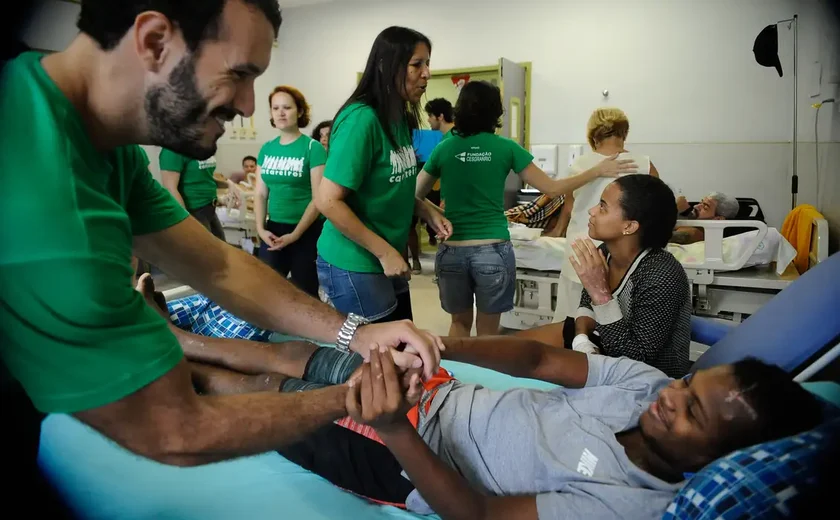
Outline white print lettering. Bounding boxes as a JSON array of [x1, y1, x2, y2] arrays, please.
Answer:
[[388, 145, 418, 184], [197, 156, 217, 170], [261, 155, 305, 178], [576, 448, 599, 477], [455, 150, 493, 163]]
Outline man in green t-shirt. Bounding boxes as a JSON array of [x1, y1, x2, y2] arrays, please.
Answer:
[[0, 0, 442, 480], [159, 149, 239, 240]]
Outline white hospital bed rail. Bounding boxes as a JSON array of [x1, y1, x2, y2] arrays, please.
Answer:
[[675, 220, 769, 291]]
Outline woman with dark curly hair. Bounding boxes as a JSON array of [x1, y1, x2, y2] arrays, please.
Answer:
[[515, 175, 692, 378], [415, 80, 634, 337]]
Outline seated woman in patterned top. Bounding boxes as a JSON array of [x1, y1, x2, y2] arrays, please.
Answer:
[[516, 175, 691, 378]]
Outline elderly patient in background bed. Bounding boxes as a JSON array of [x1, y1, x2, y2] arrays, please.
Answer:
[[671, 192, 740, 245], [515, 175, 692, 378]]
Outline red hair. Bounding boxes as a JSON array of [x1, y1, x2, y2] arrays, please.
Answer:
[[268, 85, 311, 128]]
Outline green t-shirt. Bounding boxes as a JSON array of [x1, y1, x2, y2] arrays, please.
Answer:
[[258, 135, 327, 224], [0, 52, 189, 413], [425, 132, 534, 241], [159, 149, 218, 211], [317, 104, 418, 272]]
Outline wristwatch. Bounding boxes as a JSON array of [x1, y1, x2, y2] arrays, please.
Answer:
[[336, 313, 370, 353]]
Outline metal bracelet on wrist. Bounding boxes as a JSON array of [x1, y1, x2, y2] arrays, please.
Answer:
[[335, 313, 370, 353]]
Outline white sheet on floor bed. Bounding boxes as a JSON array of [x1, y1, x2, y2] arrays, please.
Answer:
[[511, 228, 795, 274]]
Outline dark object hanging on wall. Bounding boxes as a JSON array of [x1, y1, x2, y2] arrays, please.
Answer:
[[753, 24, 784, 77]]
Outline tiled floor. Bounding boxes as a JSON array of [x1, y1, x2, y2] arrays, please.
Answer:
[[407, 253, 458, 337]]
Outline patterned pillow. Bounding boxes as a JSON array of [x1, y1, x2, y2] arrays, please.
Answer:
[[663, 413, 840, 519]]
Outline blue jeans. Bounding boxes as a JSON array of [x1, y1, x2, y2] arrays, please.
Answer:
[[435, 241, 516, 314], [316, 257, 412, 322]]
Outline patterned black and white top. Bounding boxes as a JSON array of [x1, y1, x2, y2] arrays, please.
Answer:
[[578, 247, 691, 378]]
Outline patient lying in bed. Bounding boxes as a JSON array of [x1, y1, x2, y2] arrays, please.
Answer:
[[136, 275, 822, 520], [671, 192, 740, 245]]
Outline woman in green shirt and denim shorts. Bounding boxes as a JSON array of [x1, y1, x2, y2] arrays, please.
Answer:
[[315, 26, 451, 323], [416, 81, 635, 336]]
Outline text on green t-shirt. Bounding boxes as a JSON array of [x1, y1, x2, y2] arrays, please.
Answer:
[[258, 135, 327, 224], [317, 104, 418, 273]]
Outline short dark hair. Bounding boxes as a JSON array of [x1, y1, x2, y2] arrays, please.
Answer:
[[242, 155, 257, 164], [311, 120, 332, 141], [723, 357, 823, 452], [425, 98, 453, 122], [453, 81, 502, 137], [78, 0, 282, 52], [613, 175, 677, 249], [336, 26, 431, 148], [268, 85, 311, 128]]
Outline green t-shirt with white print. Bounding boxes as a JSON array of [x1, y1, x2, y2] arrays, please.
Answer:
[[317, 103, 418, 273], [258, 135, 327, 224], [424, 132, 534, 241]]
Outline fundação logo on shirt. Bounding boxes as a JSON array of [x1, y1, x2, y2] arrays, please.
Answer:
[[262, 155, 305, 178], [389, 145, 417, 183], [455, 146, 492, 163]]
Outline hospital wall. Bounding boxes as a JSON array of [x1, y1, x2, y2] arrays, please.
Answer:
[[20, 0, 840, 252], [235, 0, 839, 250]]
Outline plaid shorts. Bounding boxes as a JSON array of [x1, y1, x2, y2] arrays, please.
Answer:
[[166, 294, 273, 341]]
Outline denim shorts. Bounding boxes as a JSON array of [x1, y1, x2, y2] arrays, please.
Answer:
[[435, 241, 516, 314], [316, 256, 410, 322]]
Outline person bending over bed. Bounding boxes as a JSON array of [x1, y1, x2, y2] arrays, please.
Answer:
[[671, 192, 740, 245], [515, 175, 691, 378], [232, 339, 821, 520]]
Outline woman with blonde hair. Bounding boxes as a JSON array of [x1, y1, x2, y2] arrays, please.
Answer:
[[254, 85, 327, 297], [552, 107, 659, 321]]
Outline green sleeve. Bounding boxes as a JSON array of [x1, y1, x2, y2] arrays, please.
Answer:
[[126, 147, 189, 235], [323, 105, 376, 191], [159, 148, 187, 173], [0, 257, 184, 413], [510, 139, 535, 174], [424, 141, 443, 178], [309, 139, 327, 168]]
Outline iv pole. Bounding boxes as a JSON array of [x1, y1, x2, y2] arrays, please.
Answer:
[[777, 15, 798, 210]]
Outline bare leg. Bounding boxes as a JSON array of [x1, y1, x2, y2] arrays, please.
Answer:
[[449, 309, 474, 337], [190, 362, 288, 396], [475, 312, 501, 336], [511, 322, 566, 348]]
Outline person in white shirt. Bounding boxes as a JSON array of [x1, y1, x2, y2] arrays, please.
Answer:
[[552, 107, 659, 321]]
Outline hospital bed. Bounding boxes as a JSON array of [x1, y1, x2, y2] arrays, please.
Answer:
[[36, 252, 840, 520], [500, 217, 825, 329]]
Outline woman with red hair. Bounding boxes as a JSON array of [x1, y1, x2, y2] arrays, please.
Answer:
[[254, 86, 326, 297]]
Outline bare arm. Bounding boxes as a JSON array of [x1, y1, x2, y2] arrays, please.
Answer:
[[288, 164, 324, 238], [254, 169, 269, 234], [544, 193, 574, 238], [74, 359, 347, 467], [441, 336, 589, 388], [670, 227, 704, 245], [379, 422, 538, 520], [161, 170, 186, 208], [134, 217, 443, 379], [171, 324, 316, 378], [135, 216, 347, 344], [415, 169, 438, 200], [315, 177, 396, 260]]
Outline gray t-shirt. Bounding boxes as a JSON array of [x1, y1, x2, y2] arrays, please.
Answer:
[[406, 355, 683, 519]]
